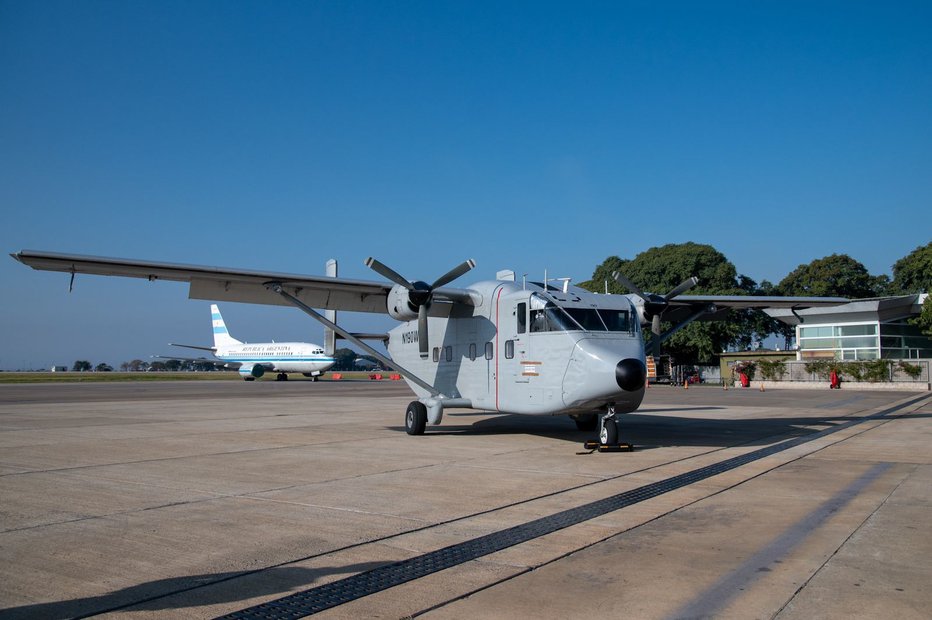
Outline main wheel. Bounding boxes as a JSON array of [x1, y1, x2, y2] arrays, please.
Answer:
[[405, 401, 427, 435], [600, 417, 618, 445], [573, 413, 598, 432]]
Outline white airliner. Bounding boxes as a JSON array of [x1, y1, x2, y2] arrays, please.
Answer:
[[170, 304, 336, 381]]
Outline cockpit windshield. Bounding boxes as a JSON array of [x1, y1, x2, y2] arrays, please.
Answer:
[[528, 294, 634, 334]]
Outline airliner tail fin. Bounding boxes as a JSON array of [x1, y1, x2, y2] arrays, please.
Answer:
[[211, 304, 242, 348]]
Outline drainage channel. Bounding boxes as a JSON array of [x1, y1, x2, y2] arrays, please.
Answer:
[[219, 394, 928, 620]]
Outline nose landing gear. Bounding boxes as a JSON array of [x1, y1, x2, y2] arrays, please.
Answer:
[[583, 404, 634, 452]]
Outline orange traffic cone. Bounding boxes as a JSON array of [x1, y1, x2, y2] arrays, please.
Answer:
[[723, 381, 728, 391], [684, 378, 689, 389], [759, 382, 765, 392]]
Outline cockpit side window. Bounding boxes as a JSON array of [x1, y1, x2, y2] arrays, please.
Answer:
[[598, 309, 633, 333], [529, 294, 577, 333], [517, 302, 527, 334]]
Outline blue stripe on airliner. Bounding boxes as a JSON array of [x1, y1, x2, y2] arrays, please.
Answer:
[[213, 327, 228, 334]]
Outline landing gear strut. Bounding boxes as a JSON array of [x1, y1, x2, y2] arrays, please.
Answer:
[[583, 405, 634, 452]]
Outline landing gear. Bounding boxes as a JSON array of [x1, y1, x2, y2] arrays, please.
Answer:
[[275, 373, 289, 381], [599, 416, 618, 445], [583, 405, 633, 452], [405, 401, 427, 435]]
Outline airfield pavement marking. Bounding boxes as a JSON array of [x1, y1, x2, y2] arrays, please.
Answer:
[[215, 393, 930, 619]]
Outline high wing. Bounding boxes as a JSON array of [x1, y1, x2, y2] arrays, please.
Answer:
[[12, 250, 395, 313], [662, 294, 849, 322]]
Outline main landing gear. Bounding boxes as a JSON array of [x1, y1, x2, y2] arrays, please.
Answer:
[[583, 405, 634, 452], [275, 373, 289, 381], [405, 401, 427, 435]]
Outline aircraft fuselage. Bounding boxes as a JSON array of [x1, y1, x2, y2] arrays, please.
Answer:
[[387, 280, 646, 417]]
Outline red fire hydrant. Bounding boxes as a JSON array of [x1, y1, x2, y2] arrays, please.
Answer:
[[830, 370, 840, 389]]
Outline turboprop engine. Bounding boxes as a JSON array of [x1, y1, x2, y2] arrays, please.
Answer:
[[386, 283, 428, 321], [366, 257, 476, 358]]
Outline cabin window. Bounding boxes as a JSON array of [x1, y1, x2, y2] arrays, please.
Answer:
[[432, 347, 440, 362], [505, 340, 514, 359], [445, 346, 453, 362], [469, 343, 477, 361], [517, 303, 527, 334], [484, 342, 493, 360]]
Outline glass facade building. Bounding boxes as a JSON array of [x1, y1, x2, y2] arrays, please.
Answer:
[[767, 294, 932, 361]]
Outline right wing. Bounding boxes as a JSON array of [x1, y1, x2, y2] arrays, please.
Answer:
[[12, 250, 393, 313]]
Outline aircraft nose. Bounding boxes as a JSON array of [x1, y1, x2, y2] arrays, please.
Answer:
[[615, 358, 646, 391]]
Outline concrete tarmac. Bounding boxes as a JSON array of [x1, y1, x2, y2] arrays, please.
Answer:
[[0, 381, 929, 619]]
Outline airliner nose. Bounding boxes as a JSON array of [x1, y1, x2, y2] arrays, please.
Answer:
[[616, 358, 646, 391]]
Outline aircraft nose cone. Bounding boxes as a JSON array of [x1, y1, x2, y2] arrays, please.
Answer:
[[616, 358, 646, 391]]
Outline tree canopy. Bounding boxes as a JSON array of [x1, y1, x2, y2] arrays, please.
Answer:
[[777, 254, 887, 298], [890, 241, 932, 295]]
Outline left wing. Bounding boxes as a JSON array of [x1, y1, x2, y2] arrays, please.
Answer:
[[12, 250, 393, 313]]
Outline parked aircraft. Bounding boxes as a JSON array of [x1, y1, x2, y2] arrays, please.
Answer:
[[12, 250, 846, 444], [165, 304, 335, 381]]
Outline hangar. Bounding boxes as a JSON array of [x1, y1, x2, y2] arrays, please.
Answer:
[[765, 293, 931, 360]]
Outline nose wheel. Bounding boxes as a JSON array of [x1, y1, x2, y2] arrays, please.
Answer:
[[583, 405, 634, 452]]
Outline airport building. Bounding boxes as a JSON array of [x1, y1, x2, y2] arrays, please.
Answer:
[[765, 293, 932, 360]]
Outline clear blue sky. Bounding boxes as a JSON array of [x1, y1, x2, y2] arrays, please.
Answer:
[[2, 1, 930, 369]]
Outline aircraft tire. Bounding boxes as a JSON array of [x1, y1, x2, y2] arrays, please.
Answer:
[[405, 401, 427, 436], [600, 418, 618, 445], [573, 414, 598, 432]]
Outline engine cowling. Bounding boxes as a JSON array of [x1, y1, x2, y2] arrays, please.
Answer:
[[238, 365, 265, 379], [386, 284, 422, 321]]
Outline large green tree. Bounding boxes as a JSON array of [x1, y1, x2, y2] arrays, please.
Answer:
[[778, 254, 888, 298], [581, 243, 760, 363], [890, 241, 932, 294]]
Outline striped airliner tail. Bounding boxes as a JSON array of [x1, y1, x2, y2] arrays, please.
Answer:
[[211, 304, 242, 348]]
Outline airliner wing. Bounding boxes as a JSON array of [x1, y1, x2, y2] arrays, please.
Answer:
[[12, 250, 392, 313]]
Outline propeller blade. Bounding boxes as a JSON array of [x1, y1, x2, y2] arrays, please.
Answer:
[[418, 305, 429, 359], [431, 259, 476, 289], [651, 315, 662, 336], [365, 257, 413, 290], [611, 271, 648, 301], [664, 276, 699, 301]]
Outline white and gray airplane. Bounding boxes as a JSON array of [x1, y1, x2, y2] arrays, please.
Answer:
[[165, 304, 335, 381], [12, 250, 846, 444]]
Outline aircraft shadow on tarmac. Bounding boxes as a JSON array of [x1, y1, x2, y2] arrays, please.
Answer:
[[388, 408, 879, 449], [0, 562, 390, 620]]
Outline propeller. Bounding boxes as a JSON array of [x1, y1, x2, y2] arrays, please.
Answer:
[[612, 271, 699, 356], [366, 257, 476, 359]]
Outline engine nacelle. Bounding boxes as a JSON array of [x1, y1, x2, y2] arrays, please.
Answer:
[[627, 295, 650, 326], [387, 284, 420, 321], [239, 365, 265, 379]]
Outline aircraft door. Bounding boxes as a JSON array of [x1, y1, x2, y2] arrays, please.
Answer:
[[500, 297, 532, 384]]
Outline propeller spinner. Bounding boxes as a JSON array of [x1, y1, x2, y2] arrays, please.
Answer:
[[366, 257, 476, 358]]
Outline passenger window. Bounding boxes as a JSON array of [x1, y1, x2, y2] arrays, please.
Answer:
[[432, 347, 439, 362], [485, 342, 493, 360], [469, 343, 477, 361], [517, 303, 527, 334], [505, 340, 514, 359]]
